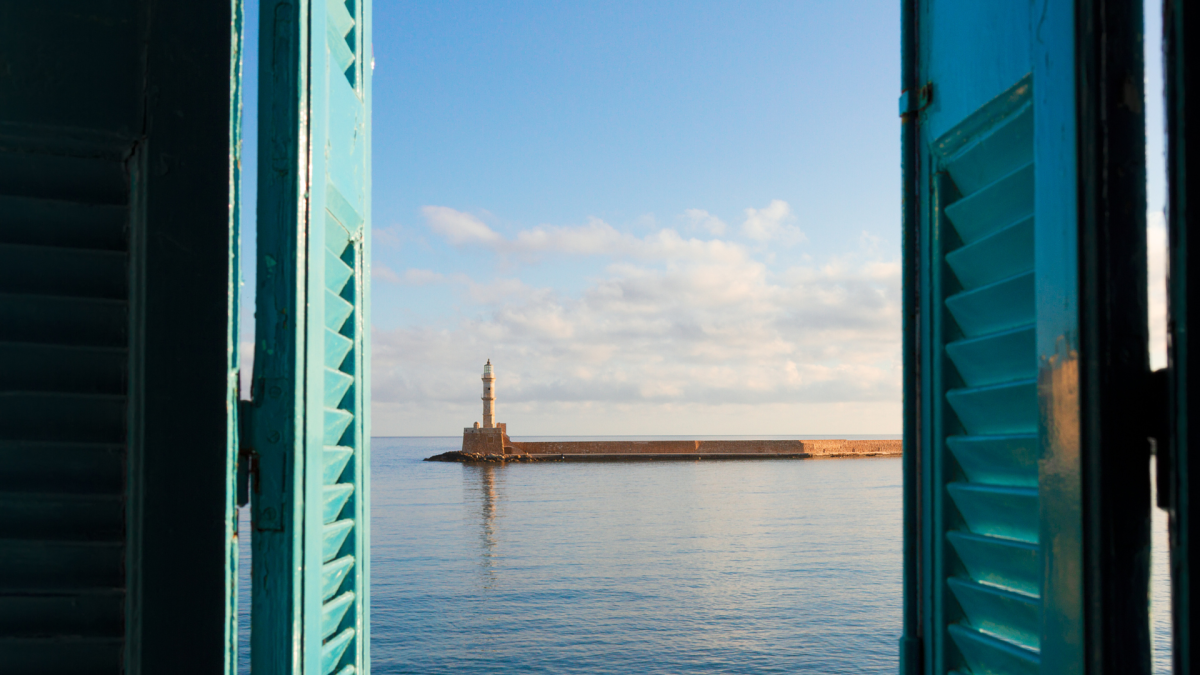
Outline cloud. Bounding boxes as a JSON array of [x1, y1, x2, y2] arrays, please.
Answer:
[[372, 234, 900, 434], [1149, 210, 1167, 370], [422, 206, 757, 264], [373, 263, 404, 283], [421, 205, 502, 245], [512, 217, 628, 255], [683, 208, 727, 235], [741, 199, 806, 244]]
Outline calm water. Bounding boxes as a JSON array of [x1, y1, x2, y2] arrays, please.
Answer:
[[238, 437, 1174, 673]]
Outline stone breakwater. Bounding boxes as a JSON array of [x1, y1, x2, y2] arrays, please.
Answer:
[[509, 438, 902, 457], [426, 425, 902, 462]]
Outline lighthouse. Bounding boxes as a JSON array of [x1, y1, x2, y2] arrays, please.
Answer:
[[481, 359, 496, 428]]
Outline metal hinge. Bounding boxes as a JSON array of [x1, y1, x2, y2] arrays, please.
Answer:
[[900, 82, 934, 118]]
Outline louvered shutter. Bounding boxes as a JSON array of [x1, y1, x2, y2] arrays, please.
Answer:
[[1165, 0, 1198, 671], [250, 0, 371, 673], [0, 3, 242, 672], [936, 83, 1040, 673], [0, 145, 130, 673], [902, 2, 1150, 673]]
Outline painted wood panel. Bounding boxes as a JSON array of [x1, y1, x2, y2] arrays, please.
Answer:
[[251, 0, 371, 672]]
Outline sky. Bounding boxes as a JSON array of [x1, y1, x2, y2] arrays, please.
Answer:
[[241, 1, 1167, 437]]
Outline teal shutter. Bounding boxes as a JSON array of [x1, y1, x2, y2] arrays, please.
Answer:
[[251, 0, 371, 673], [0, 127, 131, 675], [902, 2, 1149, 673], [935, 81, 1040, 673], [0, 3, 241, 672], [1165, 0, 1197, 672]]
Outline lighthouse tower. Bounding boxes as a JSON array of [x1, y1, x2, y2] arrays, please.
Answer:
[[481, 360, 496, 428]]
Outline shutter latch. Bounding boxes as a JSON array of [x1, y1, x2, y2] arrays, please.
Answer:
[[900, 82, 934, 118]]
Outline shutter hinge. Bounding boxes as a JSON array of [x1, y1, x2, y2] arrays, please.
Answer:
[[237, 399, 257, 508], [1148, 368, 1172, 510], [900, 82, 934, 118]]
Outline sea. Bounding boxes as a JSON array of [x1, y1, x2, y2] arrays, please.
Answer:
[[238, 436, 1174, 674]]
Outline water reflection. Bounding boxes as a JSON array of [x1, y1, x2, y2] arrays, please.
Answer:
[[465, 463, 502, 588]]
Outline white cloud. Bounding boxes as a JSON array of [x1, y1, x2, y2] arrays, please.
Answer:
[[421, 205, 502, 245], [372, 231, 900, 435], [1149, 210, 1167, 370], [512, 217, 628, 255], [373, 263, 403, 283], [741, 199, 806, 244], [683, 208, 727, 235], [402, 268, 446, 285]]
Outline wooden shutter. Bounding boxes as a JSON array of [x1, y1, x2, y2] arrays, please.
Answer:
[[1165, 0, 1198, 672], [901, 2, 1150, 673], [250, 0, 371, 673], [0, 134, 131, 675], [0, 3, 241, 672]]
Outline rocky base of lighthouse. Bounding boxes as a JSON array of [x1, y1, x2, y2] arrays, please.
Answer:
[[460, 423, 514, 454]]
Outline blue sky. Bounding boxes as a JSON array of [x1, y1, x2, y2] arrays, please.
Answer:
[[242, 1, 1166, 436]]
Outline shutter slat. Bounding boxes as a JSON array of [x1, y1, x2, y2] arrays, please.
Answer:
[[325, 329, 353, 370], [948, 577, 1040, 650], [322, 555, 355, 601], [327, 0, 354, 38], [325, 184, 364, 235], [945, 326, 1036, 388], [323, 520, 354, 562], [0, 243, 127, 299], [947, 531, 1039, 596], [326, 290, 353, 332], [321, 628, 356, 675], [945, 273, 1034, 337], [0, 636, 123, 674], [321, 591, 354, 639], [324, 408, 354, 446], [947, 623, 1040, 675], [0, 152, 127, 206], [326, 213, 352, 257], [943, 162, 1034, 244], [0, 293, 127, 347], [945, 380, 1037, 435], [0, 441, 124, 495], [326, 248, 353, 294], [945, 217, 1034, 290], [0, 195, 126, 251], [0, 343, 126, 395], [323, 484, 354, 524], [0, 493, 123, 540], [325, 368, 354, 408], [0, 539, 123, 589], [0, 392, 126, 443], [939, 103, 1033, 194], [326, 21, 356, 77], [946, 484, 1039, 544], [324, 446, 353, 484], [0, 590, 123, 635], [946, 435, 1038, 488]]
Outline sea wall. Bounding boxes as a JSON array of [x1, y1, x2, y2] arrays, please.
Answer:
[[461, 425, 900, 458], [507, 437, 900, 458]]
